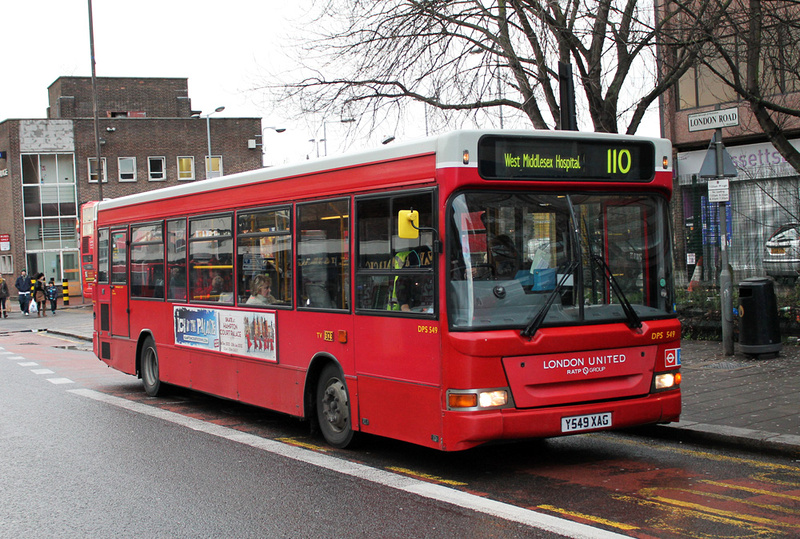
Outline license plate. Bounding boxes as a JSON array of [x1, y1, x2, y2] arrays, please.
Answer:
[[561, 412, 612, 433], [770, 247, 786, 255]]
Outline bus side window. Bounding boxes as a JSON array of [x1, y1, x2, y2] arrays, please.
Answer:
[[297, 199, 349, 310], [188, 215, 234, 303], [167, 219, 187, 301], [355, 191, 435, 314], [237, 207, 292, 307], [130, 223, 164, 299], [97, 228, 109, 284]]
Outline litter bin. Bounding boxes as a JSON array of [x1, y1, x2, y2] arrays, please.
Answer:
[[738, 277, 782, 357]]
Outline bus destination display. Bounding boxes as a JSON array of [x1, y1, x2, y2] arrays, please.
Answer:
[[478, 135, 656, 182]]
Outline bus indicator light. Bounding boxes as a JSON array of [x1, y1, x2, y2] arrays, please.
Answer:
[[449, 393, 478, 409]]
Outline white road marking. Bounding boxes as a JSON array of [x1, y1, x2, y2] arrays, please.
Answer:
[[18, 362, 39, 367], [68, 388, 627, 539], [48, 378, 75, 385], [31, 368, 55, 375]]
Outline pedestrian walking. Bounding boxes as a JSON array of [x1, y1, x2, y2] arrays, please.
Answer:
[[33, 273, 47, 317], [46, 278, 59, 315], [14, 269, 32, 316], [0, 273, 9, 318]]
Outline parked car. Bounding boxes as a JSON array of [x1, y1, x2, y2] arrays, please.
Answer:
[[764, 223, 800, 282]]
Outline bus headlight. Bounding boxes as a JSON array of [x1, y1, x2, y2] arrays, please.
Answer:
[[479, 390, 508, 408], [654, 371, 681, 390], [448, 389, 511, 410]]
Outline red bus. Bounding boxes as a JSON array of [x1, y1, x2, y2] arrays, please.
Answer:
[[92, 130, 681, 451], [80, 201, 100, 299]]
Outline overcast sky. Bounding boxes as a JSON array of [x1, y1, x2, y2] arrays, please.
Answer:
[[2, 1, 357, 163], [3, 1, 659, 165]]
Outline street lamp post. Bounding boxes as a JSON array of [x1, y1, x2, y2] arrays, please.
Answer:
[[205, 106, 225, 178], [258, 126, 286, 166], [323, 118, 356, 156]]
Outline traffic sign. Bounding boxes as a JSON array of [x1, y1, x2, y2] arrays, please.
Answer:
[[688, 107, 739, 132], [699, 131, 738, 178]]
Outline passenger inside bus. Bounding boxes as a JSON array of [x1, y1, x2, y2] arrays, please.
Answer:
[[168, 266, 186, 301], [246, 274, 277, 305]]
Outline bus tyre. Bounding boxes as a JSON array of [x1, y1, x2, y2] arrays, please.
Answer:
[[140, 336, 162, 397], [316, 364, 355, 448]]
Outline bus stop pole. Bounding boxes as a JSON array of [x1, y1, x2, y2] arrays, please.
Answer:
[[715, 128, 734, 355]]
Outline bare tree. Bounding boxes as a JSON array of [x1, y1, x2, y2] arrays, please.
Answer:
[[265, 0, 710, 135], [672, 0, 800, 172]]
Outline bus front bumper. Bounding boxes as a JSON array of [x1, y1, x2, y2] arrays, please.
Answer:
[[440, 390, 681, 451]]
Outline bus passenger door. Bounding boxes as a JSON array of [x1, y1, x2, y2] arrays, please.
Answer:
[[110, 228, 130, 338]]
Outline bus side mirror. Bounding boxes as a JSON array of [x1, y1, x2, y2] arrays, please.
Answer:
[[398, 210, 419, 239]]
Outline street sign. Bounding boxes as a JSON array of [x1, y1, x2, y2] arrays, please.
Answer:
[[688, 107, 740, 132], [708, 179, 730, 202]]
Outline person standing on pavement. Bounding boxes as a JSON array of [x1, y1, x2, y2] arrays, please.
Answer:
[[14, 269, 32, 316], [0, 274, 9, 318], [46, 278, 59, 315], [33, 273, 47, 317]]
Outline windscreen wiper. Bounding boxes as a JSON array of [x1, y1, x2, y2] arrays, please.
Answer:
[[590, 254, 642, 330], [521, 260, 578, 339]]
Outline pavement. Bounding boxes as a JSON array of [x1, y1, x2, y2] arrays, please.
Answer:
[[2, 301, 799, 456]]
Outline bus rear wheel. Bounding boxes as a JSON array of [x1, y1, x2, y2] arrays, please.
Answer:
[[316, 364, 355, 448], [140, 336, 162, 397]]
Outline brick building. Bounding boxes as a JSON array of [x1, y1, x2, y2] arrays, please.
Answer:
[[658, 5, 800, 284], [0, 77, 262, 298]]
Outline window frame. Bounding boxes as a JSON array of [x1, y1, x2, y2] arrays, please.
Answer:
[[88, 157, 108, 183], [188, 213, 234, 304], [118, 157, 137, 182], [296, 198, 351, 312], [110, 228, 128, 285], [205, 156, 223, 179], [177, 156, 195, 181], [236, 205, 293, 309], [129, 221, 165, 300], [354, 189, 437, 317], [148, 156, 166, 182], [166, 218, 188, 302], [97, 228, 109, 284]]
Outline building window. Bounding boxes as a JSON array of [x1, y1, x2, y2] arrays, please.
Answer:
[[205, 156, 223, 179], [178, 156, 195, 181], [0, 255, 13, 275], [118, 157, 137, 182], [148, 157, 166, 181], [88, 157, 108, 183]]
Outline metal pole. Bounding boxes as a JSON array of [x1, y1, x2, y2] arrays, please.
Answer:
[[716, 128, 734, 355], [88, 0, 103, 201], [206, 114, 212, 174]]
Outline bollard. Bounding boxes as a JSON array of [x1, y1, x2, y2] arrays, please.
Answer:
[[62, 279, 70, 306]]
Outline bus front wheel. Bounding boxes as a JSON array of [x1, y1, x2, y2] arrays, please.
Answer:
[[316, 364, 355, 448], [140, 336, 162, 397]]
